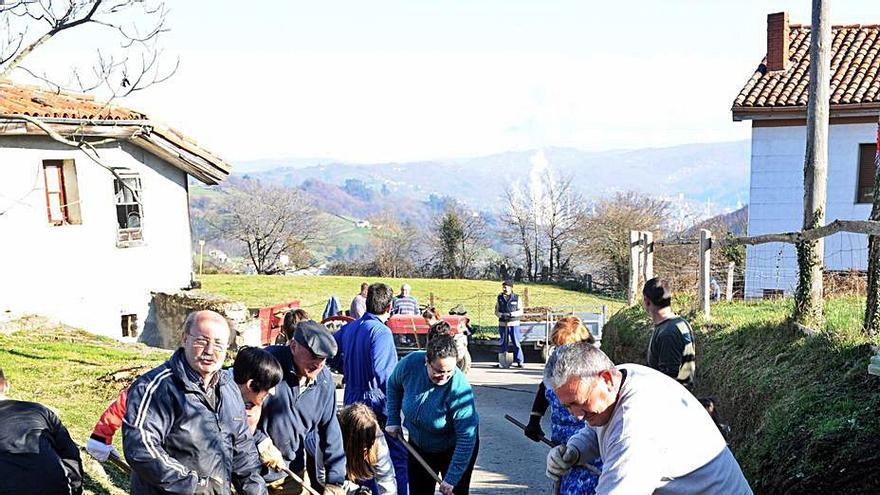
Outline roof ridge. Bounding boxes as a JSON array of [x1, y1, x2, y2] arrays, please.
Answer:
[[791, 23, 880, 30]]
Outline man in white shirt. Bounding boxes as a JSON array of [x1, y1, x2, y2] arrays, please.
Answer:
[[544, 341, 752, 494]]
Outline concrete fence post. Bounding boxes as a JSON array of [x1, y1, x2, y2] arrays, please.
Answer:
[[726, 262, 735, 302]]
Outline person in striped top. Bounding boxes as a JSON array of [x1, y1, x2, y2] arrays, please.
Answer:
[[391, 284, 419, 316]]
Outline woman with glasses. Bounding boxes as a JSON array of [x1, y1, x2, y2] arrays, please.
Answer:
[[523, 316, 603, 494], [384, 334, 479, 495]]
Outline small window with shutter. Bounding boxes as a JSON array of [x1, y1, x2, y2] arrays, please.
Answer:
[[42, 159, 82, 225], [857, 143, 877, 204]]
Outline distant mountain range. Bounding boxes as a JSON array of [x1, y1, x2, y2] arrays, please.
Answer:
[[192, 141, 752, 264], [237, 141, 751, 216]]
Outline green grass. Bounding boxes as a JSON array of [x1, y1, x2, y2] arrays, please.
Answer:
[[601, 297, 880, 494], [0, 318, 171, 494], [196, 274, 624, 333]]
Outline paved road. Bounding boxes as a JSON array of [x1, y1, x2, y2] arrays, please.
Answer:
[[466, 359, 553, 494], [336, 352, 554, 494]]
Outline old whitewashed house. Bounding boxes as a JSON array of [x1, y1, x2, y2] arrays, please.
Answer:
[[733, 13, 880, 298], [0, 81, 230, 338]]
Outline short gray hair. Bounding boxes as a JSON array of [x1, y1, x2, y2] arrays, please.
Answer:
[[543, 341, 615, 390]]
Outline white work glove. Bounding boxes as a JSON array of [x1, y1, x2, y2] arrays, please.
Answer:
[[85, 437, 120, 462], [257, 438, 285, 471], [439, 480, 455, 495], [546, 444, 579, 481]]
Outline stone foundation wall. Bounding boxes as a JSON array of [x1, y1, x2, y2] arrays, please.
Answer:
[[142, 291, 260, 350]]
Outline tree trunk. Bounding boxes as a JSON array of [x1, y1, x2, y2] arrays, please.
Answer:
[[795, 0, 830, 327], [865, 121, 880, 337]]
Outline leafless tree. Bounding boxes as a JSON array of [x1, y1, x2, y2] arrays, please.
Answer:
[[367, 210, 423, 278], [500, 184, 539, 281], [541, 170, 583, 278], [575, 191, 670, 292], [1, 0, 176, 97], [213, 180, 321, 275], [432, 205, 488, 279]]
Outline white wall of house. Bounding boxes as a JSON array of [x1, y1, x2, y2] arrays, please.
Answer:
[[0, 135, 194, 337], [745, 122, 874, 298]]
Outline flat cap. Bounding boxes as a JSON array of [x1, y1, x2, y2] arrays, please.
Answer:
[[293, 320, 337, 358]]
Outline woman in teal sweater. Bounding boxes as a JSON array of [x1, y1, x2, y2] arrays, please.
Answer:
[[385, 334, 480, 495]]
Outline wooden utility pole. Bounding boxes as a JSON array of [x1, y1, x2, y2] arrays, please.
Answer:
[[795, 0, 831, 327], [699, 229, 712, 321], [628, 230, 641, 305], [641, 231, 654, 282], [864, 120, 880, 337]]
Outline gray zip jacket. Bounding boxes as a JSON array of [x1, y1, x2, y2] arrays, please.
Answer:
[[122, 349, 266, 495]]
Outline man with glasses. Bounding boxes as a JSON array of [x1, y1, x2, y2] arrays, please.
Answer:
[[123, 310, 266, 494], [543, 342, 752, 494], [255, 320, 346, 495]]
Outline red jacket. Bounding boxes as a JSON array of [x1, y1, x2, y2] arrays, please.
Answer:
[[90, 387, 127, 444]]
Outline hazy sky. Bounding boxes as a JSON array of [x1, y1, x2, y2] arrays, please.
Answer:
[[23, 1, 880, 162]]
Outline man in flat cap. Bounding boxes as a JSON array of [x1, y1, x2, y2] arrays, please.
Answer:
[[255, 320, 346, 495]]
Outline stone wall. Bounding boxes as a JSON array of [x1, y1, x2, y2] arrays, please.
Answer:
[[142, 291, 260, 349]]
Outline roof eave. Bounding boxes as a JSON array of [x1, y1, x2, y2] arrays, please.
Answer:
[[0, 116, 230, 185], [732, 102, 880, 121]]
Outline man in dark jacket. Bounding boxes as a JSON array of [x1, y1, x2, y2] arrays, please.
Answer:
[[642, 277, 696, 389], [495, 279, 525, 368], [256, 320, 346, 495], [122, 310, 266, 495], [0, 368, 83, 495]]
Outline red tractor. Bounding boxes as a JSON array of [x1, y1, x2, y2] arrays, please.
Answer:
[[386, 314, 471, 374]]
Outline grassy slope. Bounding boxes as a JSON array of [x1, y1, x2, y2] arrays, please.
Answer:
[[196, 274, 624, 331], [601, 298, 880, 494], [0, 318, 171, 495]]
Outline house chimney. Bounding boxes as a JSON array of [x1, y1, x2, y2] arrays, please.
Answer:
[[767, 12, 790, 71]]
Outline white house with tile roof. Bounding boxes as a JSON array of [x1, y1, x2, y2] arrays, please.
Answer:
[[0, 81, 230, 339], [732, 12, 880, 298]]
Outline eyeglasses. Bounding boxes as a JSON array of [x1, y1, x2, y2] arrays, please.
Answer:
[[188, 332, 228, 353]]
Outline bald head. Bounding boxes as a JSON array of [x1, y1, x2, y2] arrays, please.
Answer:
[[181, 310, 231, 381]]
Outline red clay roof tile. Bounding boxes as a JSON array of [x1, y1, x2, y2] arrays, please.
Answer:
[[0, 81, 147, 120], [733, 24, 880, 113]]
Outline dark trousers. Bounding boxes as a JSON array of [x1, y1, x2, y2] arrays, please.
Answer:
[[408, 435, 479, 495], [498, 325, 524, 364], [385, 433, 409, 495]]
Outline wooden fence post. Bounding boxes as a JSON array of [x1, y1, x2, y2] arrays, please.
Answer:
[[523, 287, 530, 308], [699, 229, 712, 321], [726, 262, 735, 302], [429, 292, 435, 309], [628, 230, 641, 305], [642, 231, 654, 282]]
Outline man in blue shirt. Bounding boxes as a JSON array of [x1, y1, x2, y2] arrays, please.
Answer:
[[332, 283, 408, 495]]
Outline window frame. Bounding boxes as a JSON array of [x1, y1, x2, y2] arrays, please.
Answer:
[[113, 170, 145, 248], [856, 142, 877, 204], [43, 160, 68, 225]]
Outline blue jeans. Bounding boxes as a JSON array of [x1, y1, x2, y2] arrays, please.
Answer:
[[499, 325, 524, 364]]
